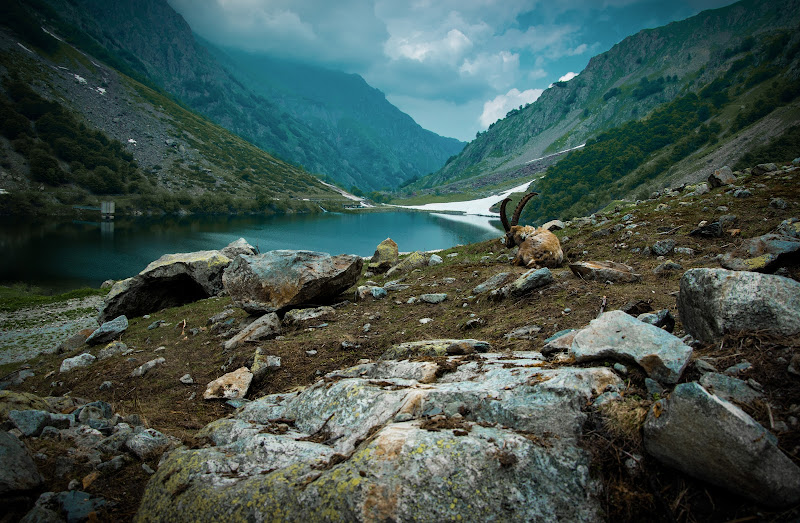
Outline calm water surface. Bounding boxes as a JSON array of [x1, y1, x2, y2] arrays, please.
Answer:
[[0, 211, 503, 291]]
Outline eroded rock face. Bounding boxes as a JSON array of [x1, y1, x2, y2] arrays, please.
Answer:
[[678, 268, 800, 343], [223, 250, 362, 314], [644, 382, 800, 507], [135, 354, 621, 522]]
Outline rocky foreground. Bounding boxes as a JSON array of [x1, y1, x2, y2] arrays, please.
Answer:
[[1, 162, 799, 521]]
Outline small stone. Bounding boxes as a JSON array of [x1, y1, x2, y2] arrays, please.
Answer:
[[179, 374, 194, 385], [142, 464, 155, 474], [733, 188, 752, 198], [86, 315, 128, 345], [371, 287, 387, 299], [613, 363, 628, 375], [695, 359, 718, 373], [420, 293, 447, 304], [651, 239, 675, 256], [60, 353, 96, 373], [645, 378, 665, 398], [724, 361, 752, 376], [131, 358, 165, 377], [203, 367, 253, 400], [306, 350, 318, 356], [419, 318, 433, 324], [363, 323, 371, 333], [770, 198, 788, 209], [99, 381, 113, 390], [147, 320, 165, 330], [428, 254, 443, 266], [788, 354, 800, 376]]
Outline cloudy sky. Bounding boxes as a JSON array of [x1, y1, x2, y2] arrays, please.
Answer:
[[167, 0, 738, 142]]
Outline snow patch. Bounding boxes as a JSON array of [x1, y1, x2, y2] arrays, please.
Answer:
[[128, 139, 137, 145], [16, 43, 33, 54], [96, 87, 106, 95], [41, 27, 64, 42], [74, 74, 87, 84]]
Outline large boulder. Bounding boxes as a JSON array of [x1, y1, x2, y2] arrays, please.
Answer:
[[368, 238, 399, 274], [99, 250, 233, 322], [707, 165, 736, 188], [678, 268, 800, 343], [644, 382, 800, 507], [223, 250, 362, 314], [569, 310, 692, 384], [490, 267, 553, 299], [135, 354, 622, 522]]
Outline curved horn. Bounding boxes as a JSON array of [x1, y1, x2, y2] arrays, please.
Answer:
[[499, 198, 512, 232], [511, 192, 539, 226]]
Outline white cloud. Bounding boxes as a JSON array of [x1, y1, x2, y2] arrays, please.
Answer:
[[558, 71, 578, 81], [479, 88, 544, 128], [459, 50, 520, 90], [385, 28, 472, 64]]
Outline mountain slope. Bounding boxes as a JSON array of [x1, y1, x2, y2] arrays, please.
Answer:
[[206, 47, 465, 192], [0, 2, 346, 215], [413, 0, 800, 196], [35, 0, 463, 192]]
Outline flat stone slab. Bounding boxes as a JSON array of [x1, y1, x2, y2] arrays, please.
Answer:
[[569, 310, 692, 383], [569, 261, 641, 283]]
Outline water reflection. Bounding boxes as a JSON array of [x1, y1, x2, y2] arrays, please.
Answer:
[[0, 211, 503, 291]]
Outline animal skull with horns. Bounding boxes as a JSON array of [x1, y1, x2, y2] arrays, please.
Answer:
[[500, 192, 563, 268]]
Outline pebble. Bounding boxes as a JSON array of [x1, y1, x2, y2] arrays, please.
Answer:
[[419, 318, 433, 324]]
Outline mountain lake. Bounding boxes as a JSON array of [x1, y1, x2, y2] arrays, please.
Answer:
[[0, 211, 504, 291]]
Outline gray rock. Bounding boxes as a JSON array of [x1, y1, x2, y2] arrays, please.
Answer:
[[637, 309, 675, 333], [770, 198, 788, 209], [180, 374, 194, 385], [60, 353, 96, 373], [371, 286, 387, 299], [699, 373, 763, 406], [126, 428, 178, 460], [644, 382, 800, 507], [85, 315, 128, 345], [542, 329, 579, 356], [752, 163, 778, 175], [645, 378, 664, 397], [504, 324, 542, 340], [708, 166, 736, 188], [223, 312, 281, 350], [789, 354, 800, 376], [569, 310, 692, 384], [569, 261, 641, 283], [733, 188, 752, 198], [76, 401, 113, 421], [653, 260, 682, 276], [678, 268, 800, 342], [99, 249, 232, 322], [220, 238, 255, 259], [777, 217, 800, 239], [720, 234, 800, 272], [491, 267, 553, 299], [651, 239, 675, 256], [251, 349, 281, 380], [97, 341, 127, 360], [724, 361, 752, 375], [223, 250, 362, 314], [472, 272, 514, 294], [420, 293, 447, 304], [130, 357, 165, 378], [8, 410, 71, 437], [673, 247, 695, 256], [428, 254, 443, 266], [694, 359, 718, 373], [283, 306, 335, 326], [541, 219, 565, 231]]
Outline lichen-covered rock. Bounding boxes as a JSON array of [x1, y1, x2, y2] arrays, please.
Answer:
[[135, 354, 621, 522], [283, 306, 335, 326], [381, 339, 491, 359], [569, 261, 641, 283], [368, 238, 399, 273], [223, 312, 281, 350], [85, 315, 128, 345], [0, 391, 52, 420], [569, 310, 692, 384], [0, 431, 43, 494], [644, 382, 800, 507], [678, 268, 800, 343], [223, 250, 362, 314], [99, 250, 232, 322], [385, 251, 427, 278], [491, 267, 553, 299], [720, 233, 800, 272]]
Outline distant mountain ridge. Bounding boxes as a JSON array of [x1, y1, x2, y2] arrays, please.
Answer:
[[37, 0, 464, 192], [411, 0, 800, 197]]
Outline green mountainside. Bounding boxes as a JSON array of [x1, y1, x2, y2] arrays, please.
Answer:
[[407, 0, 800, 223], [0, 0, 346, 216], [33, 0, 463, 192]]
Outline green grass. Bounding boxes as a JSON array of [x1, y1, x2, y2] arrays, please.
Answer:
[[0, 284, 107, 312]]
